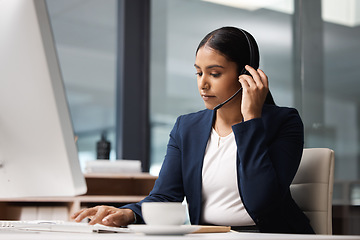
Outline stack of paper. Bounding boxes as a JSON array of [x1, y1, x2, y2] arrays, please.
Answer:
[[84, 160, 142, 173]]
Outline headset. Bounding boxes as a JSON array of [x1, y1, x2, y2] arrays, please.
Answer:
[[213, 28, 259, 111], [239, 28, 259, 75]]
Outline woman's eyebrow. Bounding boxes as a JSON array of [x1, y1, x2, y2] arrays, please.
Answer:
[[194, 64, 224, 69]]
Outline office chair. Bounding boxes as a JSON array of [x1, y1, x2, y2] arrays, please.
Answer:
[[290, 148, 335, 234]]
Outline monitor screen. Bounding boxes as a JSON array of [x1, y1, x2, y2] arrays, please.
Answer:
[[0, 0, 87, 198]]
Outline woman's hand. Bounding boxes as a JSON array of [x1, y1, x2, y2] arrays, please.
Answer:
[[238, 65, 269, 121], [71, 205, 135, 227]]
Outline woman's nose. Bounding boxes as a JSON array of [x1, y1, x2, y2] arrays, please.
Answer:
[[199, 76, 209, 90]]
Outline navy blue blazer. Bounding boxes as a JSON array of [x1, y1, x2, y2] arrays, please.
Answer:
[[122, 104, 314, 234]]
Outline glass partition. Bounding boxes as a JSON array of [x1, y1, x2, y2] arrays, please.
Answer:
[[321, 0, 360, 234], [150, 0, 295, 174], [150, 0, 360, 234]]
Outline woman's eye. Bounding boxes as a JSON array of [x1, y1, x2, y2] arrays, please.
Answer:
[[210, 73, 221, 78], [195, 72, 203, 77]]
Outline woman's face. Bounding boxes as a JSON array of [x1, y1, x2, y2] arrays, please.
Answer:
[[194, 46, 240, 110]]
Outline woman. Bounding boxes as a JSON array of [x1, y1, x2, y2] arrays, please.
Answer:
[[72, 26, 314, 234]]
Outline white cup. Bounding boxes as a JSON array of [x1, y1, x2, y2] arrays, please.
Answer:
[[141, 202, 186, 226]]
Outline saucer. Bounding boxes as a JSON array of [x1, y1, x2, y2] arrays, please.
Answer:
[[128, 224, 200, 235]]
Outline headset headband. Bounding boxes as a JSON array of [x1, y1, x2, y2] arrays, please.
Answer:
[[238, 28, 258, 74]]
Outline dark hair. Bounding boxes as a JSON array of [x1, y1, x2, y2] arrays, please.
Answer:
[[196, 26, 275, 105]]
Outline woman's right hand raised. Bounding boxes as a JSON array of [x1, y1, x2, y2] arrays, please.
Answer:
[[71, 205, 135, 227]]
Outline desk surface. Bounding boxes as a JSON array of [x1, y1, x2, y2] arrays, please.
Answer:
[[1, 230, 360, 240]]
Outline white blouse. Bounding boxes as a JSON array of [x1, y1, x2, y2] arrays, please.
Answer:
[[201, 128, 255, 226]]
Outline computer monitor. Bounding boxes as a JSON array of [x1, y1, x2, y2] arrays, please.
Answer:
[[0, 0, 87, 198]]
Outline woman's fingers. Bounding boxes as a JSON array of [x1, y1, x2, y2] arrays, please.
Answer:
[[71, 206, 134, 227], [71, 208, 86, 220], [238, 66, 269, 121], [72, 207, 98, 222], [244, 65, 267, 88], [239, 65, 268, 92], [239, 66, 261, 90], [238, 75, 249, 89], [88, 206, 109, 225], [103, 209, 134, 227], [257, 68, 269, 88]]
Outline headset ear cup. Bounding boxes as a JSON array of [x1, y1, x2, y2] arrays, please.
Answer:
[[240, 67, 250, 76]]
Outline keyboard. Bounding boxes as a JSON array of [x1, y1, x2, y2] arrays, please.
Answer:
[[0, 220, 131, 233]]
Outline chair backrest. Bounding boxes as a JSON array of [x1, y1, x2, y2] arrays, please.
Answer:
[[290, 148, 335, 235]]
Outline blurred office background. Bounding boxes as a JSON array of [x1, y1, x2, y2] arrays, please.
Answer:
[[46, 0, 360, 234]]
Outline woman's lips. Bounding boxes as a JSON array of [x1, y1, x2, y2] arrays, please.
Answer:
[[201, 94, 215, 101]]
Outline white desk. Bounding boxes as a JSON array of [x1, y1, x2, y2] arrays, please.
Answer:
[[1, 230, 360, 240]]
